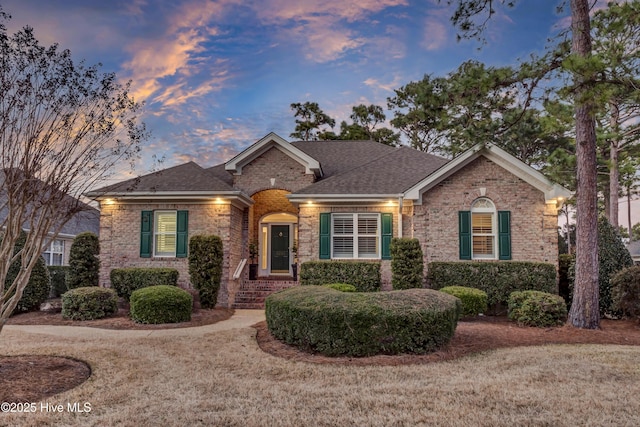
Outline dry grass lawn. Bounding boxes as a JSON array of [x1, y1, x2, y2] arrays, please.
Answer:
[[2, 319, 640, 427]]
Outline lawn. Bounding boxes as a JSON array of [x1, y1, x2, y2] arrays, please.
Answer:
[[2, 314, 640, 426]]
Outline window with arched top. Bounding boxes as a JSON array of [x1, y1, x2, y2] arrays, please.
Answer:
[[459, 198, 511, 260]]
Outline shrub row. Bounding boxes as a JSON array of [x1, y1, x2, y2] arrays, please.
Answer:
[[265, 286, 461, 357], [130, 285, 192, 324], [439, 286, 487, 318], [188, 235, 223, 308], [61, 287, 118, 321], [390, 238, 424, 290], [300, 261, 380, 292], [508, 290, 567, 327], [427, 261, 556, 310], [110, 267, 179, 301], [323, 283, 357, 292]]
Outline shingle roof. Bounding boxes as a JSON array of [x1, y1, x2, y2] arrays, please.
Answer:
[[89, 161, 234, 194], [291, 140, 398, 178], [292, 145, 449, 195], [206, 163, 234, 186]]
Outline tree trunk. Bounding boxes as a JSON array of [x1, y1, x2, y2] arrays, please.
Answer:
[[568, 0, 600, 329], [608, 100, 620, 228]]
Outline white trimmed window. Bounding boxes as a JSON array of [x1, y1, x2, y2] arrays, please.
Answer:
[[43, 239, 65, 266], [471, 198, 496, 259], [332, 213, 380, 259], [154, 211, 178, 257]]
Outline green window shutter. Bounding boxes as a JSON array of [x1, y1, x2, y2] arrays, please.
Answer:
[[498, 210, 511, 260], [140, 210, 153, 258], [319, 213, 331, 259], [459, 211, 471, 260], [381, 213, 393, 260], [176, 210, 189, 258]]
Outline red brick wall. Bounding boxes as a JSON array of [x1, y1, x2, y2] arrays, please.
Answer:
[[98, 200, 243, 306], [232, 147, 315, 195], [413, 157, 558, 270]]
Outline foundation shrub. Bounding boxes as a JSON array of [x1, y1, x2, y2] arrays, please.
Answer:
[[427, 261, 556, 311], [300, 261, 380, 292], [48, 266, 70, 297], [66, 232, 100, 290], [390, 238, 424, 290], [5, 231, 50, 313], [558, 254, 574, 308], [110, 268, 179, 301], [508, 290, 567, 327], [129, 285, 192, 324], [265, 286, 461, 357], [188, 235, 223, 308], [439, 286, 488, 318], [61, 287, 118, 320], [322, 283, 357, 292], [597, 217, 634, 315], [611, 266, 640, 319]]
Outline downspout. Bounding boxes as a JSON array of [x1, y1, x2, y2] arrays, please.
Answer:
[[397, 194, 403, 238]]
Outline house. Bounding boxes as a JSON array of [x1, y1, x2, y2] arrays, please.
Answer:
[[0, 171, 100, 266], [85, 132, 571, 308], [628, 241, 640, 265]]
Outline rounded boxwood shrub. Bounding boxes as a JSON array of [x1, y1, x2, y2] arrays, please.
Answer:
[[266, 286, 461, 357], [611, 266, 640, 319], [129, 285, 192, 324], [323, 283, 357, 292], [61, 287, 118, 321], [439, 286, 488, 318], [508, 290, 567, 327]]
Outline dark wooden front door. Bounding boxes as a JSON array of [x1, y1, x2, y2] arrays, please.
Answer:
[[271, 225, 290, 273]]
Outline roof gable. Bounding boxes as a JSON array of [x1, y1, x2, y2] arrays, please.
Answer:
[[404, 143, 572, 204], [225, 132, 322, 177]]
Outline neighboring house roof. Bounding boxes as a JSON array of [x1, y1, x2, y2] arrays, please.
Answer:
[[290, 146, 448, 197], [0, 170, 100, 238]]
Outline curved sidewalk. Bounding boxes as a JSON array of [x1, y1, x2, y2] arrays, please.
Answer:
[[4, 309, 266, 339]]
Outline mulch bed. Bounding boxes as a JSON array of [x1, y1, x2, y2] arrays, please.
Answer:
[[2, 310, 640, 402]]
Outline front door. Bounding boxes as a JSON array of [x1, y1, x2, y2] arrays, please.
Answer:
[[270, 225, 290, 273]]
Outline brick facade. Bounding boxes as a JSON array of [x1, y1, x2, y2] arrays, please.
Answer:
[[98, 200, 243, 306], [413, 157, 558, 270]]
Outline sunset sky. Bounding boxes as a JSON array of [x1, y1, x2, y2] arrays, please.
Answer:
[[2, 0, 636, 225]]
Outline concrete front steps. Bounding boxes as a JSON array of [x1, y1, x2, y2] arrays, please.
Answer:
[[232, 278, 298, 309]]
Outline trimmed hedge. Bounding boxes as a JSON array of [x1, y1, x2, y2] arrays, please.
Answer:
[[110, 267, 179, 301], [322, 283, 357, 292], [439, 286, 488, 318], [266, 286, 461, 357], [129, 285, 192, 324], [48, 266, 70, 298], [427, 261, 557, 310], [300, 261, 381, 292], [508, 290, 567, 327], [66, 232, 100, 290], [611, 266, 640, 319], [61, 287, 118, 321], [390, 238, 424, 290], [188, 235, 223, 308]]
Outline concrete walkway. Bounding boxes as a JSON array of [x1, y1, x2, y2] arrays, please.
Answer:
[[4, 309, 266, 339]]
